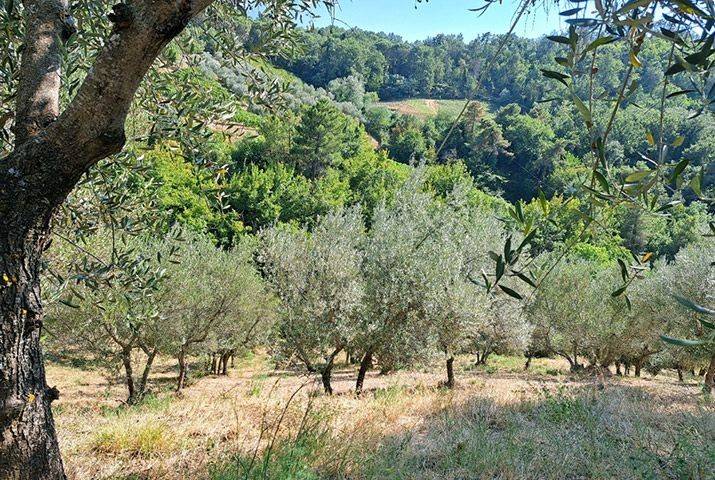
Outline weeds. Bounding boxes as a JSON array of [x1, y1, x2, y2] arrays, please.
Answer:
[[92, 421, 177, 456]]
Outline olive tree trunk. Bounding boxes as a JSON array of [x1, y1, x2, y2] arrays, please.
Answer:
[[135, 348, 157, 402], [177, 348, 188, 392], [0, 216, 65, 479], [320, 349, 341, 395], [445, 355, 455, 389], [355, 350, 373, 395], [121, 346, 137, 403], [705, 354, 715, 394]]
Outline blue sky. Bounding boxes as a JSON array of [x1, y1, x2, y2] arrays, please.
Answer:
[[306, 0, 567, 41]]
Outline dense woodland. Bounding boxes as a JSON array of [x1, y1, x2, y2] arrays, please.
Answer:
[[1, 0, 714, 478]]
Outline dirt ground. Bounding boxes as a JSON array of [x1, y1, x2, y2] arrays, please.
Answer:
[[47, 354, 713, 480]]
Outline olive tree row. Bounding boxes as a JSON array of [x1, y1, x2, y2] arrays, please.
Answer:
[[636, 241, 715, 390], [46, 232, 273, 401], [1, 0, 334, 474], [158, 236, 275, 391], [259, 207, 365, 394], [527, 239, 714, 387], [527, 260, 629, 373], [260, 174, 531, 394]]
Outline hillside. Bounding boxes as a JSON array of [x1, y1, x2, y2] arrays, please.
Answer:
[[3, 2, 714, 480]]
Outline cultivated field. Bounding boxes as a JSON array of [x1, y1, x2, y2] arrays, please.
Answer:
[[49, 354, 714, 480], [378, 99, 467, 119]]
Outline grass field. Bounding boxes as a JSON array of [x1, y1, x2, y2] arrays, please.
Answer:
[[377, 99, 468, 119], [49, 353, 714, 480]]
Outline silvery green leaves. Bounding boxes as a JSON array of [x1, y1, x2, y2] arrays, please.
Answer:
[[258, 206, 365, 379], [527, 259, 630, 371], [636, 241, 715, 371]]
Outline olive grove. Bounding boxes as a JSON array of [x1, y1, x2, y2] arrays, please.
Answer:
[[1, 0, 714, 477]]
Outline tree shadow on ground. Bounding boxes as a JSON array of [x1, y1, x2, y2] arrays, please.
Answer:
[[213, 378, 713, 480], [330, 383, 713, 480]]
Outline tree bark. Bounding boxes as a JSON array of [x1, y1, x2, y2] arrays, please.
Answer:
[[135, 348, 157, 401], [704, 354, 715, 394], [220, 351, 230, 375], [320, 350, 340, 395], [355, 351, 373, 395], [177, 348, 188, 392], [523, 355, 532, 371], [321, 367, 334, 395], [121, 346, 136, 403], [210, 353, 217, 375], [445, 355, 455, 389], [0, 0, 218, 475], [14, 0, 69, 146], [216, 353, 223, 375], [0, 222, 65, 479]]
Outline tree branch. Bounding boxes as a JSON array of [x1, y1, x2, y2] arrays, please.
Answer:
[[14, 0, 72, 146], [2, 0, 215, 219], [49, 0, 215, 173]]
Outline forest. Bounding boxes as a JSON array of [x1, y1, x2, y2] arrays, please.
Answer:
[[0, 0, 713, 479]]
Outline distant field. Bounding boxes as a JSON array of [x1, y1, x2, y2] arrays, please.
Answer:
[[378, 98, 467, 119]]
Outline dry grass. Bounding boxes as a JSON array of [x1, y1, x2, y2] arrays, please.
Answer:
[[48, 354, 715, 480]]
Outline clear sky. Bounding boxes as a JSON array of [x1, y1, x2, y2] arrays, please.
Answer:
[[306, 0, 567, 41]]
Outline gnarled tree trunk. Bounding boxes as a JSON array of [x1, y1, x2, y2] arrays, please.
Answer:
[[177, 348, 188, 392], [121, 346, 137, 403], [210, 353, 218, 374], [320, 349, 341, 395], [445, 355, 455, 389], [704, 354, 715, 394], [0, 212, 65, 479], [135, 348, 157, 402], [523, 354, 532, 371], [321, 366, 334, 395]]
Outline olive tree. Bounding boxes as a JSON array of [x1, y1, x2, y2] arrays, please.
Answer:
[[428, 190, 526, 387], [355, 175, 441, 393], [527, 260, 628, 372], [259, 207, 364, 394], [200, 251, 276, 379], [471, 295, 531, 366], [45, 231, 176, 404], [158, 235, 275, 391], [648, 241, 715, 390], [614, 268, 670, 377]]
